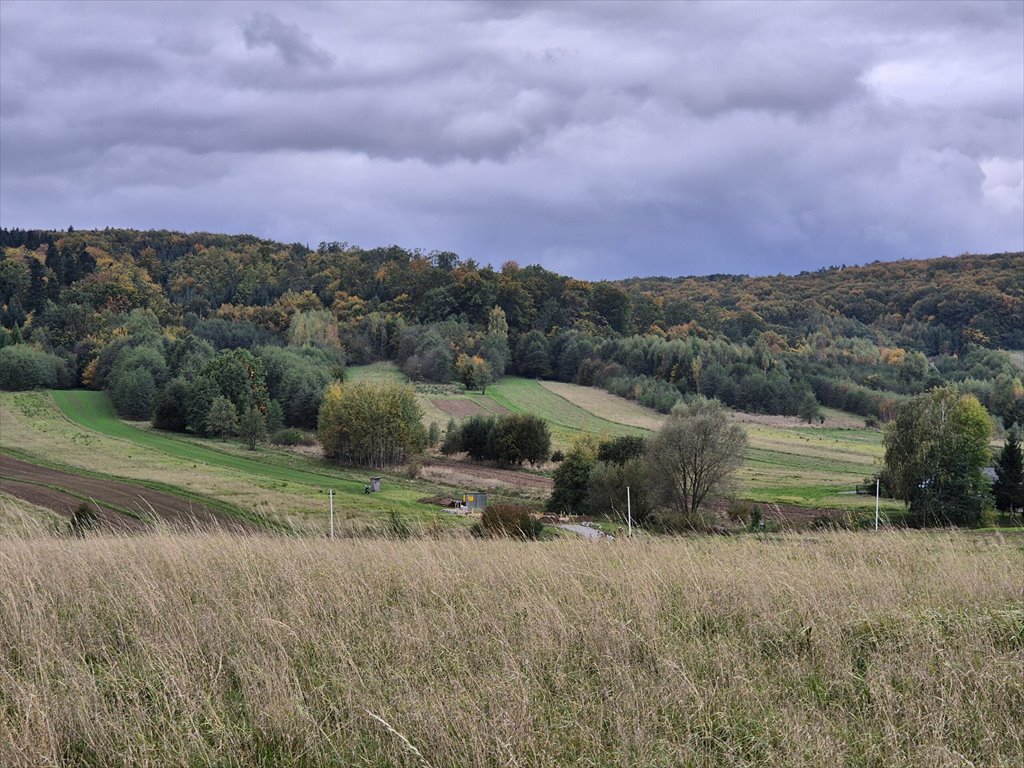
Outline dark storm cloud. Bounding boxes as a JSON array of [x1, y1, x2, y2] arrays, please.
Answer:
[[1, 0, 1021, 278]]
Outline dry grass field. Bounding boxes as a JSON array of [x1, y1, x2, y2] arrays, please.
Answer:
[[1, 530, 1021, 767]]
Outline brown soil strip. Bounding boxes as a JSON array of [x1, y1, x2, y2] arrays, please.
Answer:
[[0, 454, 254, 532], [430, 399, 486, 418], [0, 478, 144, 531], [420, 456, 553, 493]]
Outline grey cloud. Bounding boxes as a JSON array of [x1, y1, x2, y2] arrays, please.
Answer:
[[0, 0, 1020, 278], [242, 11, 333, 68]]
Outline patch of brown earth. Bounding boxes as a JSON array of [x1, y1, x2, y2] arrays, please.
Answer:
[[419, 456, 553, 497], [430, 399, 486, 418], [0, 478, 143, 531], [0, 454, 255, 532]]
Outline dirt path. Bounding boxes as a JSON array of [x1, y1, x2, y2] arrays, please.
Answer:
[[0, 454, 254, 532]]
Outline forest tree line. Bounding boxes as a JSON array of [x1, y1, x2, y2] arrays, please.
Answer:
[[1, 228, 1022, 428]]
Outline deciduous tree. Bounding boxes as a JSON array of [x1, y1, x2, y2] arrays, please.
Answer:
[[645, 399, 747, 528], [883, 386, 991, 527], [318, 381, 426, 468]]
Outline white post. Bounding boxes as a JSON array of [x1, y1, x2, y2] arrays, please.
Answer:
[[626, 486, 633, 539], [329, 489, 334, 540], [874, 478, 880, 531]]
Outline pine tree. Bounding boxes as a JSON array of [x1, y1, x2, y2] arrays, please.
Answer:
[[993, 431, 1024, 518]]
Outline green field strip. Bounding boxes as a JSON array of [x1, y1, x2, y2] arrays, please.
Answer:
[[475, 378, 643, 437], [742, 448, 873, 476], [52, 390, 373, 495], [47, 390, 464, 518]]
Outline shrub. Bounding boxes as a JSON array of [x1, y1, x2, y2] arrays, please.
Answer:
[[481, 504, 543, 539], [0, 345, 68, 390], [270, 428, 317, 447], [726, 499, 755, 526], [550, 450, 565, 463]]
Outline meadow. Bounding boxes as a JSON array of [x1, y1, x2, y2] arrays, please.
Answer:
[[1, 530, 1020, 767], [0, 390, 478, 533], [352, 365, 901, 515]]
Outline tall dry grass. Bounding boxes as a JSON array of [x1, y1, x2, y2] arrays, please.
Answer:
[[1, 531, 1021, 767]]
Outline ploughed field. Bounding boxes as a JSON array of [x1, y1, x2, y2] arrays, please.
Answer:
[[0, 454, 249, 531], [1, 531, 1020, 767]]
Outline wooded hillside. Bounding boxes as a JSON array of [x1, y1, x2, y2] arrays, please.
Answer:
[[1, 228, 1021, 425]]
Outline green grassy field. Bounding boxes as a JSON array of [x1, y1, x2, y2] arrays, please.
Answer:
[[348, 364, 644, 447], [1, 390, 470, 531]]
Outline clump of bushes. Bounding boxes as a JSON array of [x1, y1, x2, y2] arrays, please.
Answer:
[[456, 413, 551, 466], [0, 345, 71, 390], [318, 381, 426, 468], [726, 499, 757, 526], [479, 504, 544, 539], [270, 428, 317, 447]]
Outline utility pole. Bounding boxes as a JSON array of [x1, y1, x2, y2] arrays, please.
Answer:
[[874, 477, 880, 531], [329, 489, 334, 540], [626, 486, 633, 539]]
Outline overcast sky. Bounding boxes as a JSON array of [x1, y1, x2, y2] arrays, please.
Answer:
[[1, 0, 1021, 279]]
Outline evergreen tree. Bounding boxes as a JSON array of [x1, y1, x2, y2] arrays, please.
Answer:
[[993, 431, 1024, 517]]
